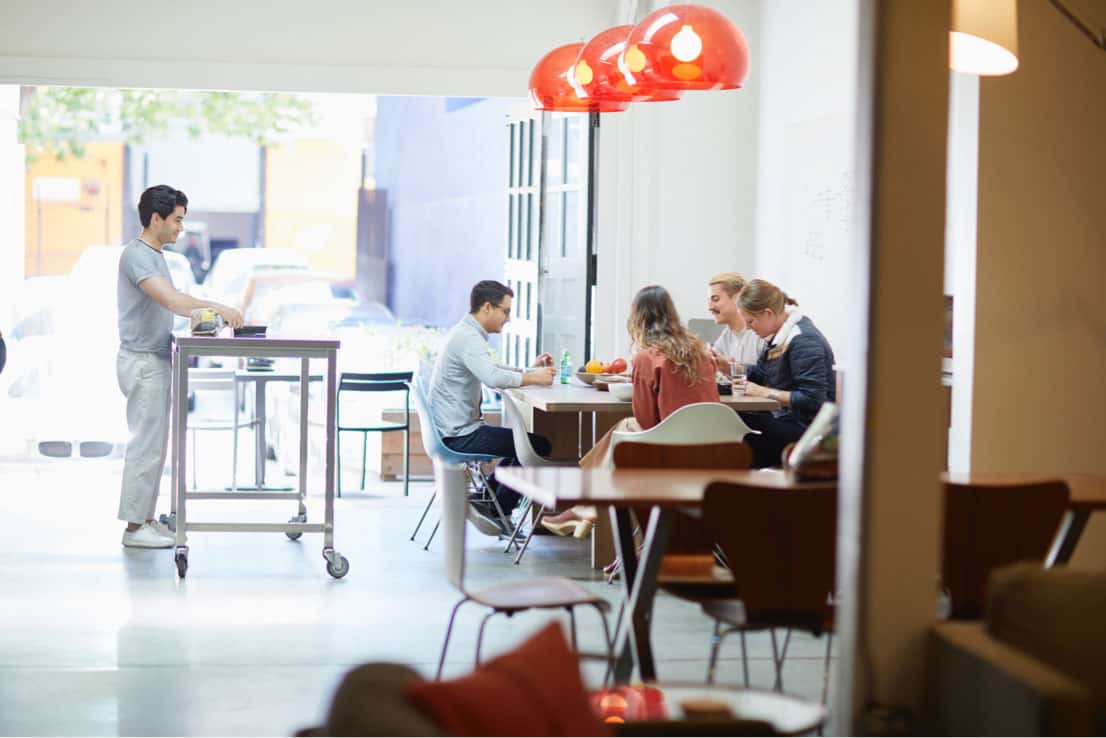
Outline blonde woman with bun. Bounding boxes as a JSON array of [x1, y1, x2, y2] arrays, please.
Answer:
[[735, 279, 836, 468]]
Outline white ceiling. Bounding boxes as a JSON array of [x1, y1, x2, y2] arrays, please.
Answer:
[[0, 0, 623, 96]]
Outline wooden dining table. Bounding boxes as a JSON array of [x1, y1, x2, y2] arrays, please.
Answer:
[[943, 472, 1106, 567], [493, 465, 832, 683]]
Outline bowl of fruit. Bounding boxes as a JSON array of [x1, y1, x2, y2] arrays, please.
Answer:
[[576, 357, 629, 387]]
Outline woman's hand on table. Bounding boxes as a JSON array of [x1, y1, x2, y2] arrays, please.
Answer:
[[743, 381, 768, 398]]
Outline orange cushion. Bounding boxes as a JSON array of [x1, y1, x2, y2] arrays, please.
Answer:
[[407, 621, 610, 737]]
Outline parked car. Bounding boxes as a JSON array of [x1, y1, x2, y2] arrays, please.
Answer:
[[262, 301, 430, 477], [238, 270, 352, 326], [202, 248, 310, 307], [0, 246, 197, 461]]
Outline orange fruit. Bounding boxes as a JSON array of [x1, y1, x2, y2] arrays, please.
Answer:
[[585, 359, 604, 374]]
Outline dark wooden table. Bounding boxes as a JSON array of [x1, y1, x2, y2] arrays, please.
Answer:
[[494, 466, 834, 683]]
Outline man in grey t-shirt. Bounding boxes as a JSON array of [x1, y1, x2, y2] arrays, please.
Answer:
[[116, 185, 243, 549], [707, 271, 766, 370]]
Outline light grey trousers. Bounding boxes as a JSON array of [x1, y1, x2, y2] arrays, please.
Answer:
[[117, 348, 172, 524]]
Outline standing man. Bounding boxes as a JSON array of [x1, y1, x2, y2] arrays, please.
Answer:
[[117, 185, 243, 548], [707, 272, 765, 370], [430, 280, 555, 536]]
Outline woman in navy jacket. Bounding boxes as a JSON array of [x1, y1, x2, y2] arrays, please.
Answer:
[[737, 279, 836, 468]]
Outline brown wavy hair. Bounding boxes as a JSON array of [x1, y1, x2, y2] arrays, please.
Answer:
[[627, 285, 710, 384]]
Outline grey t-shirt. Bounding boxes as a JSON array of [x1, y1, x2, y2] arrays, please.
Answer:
[[117, 238, 175, 357]]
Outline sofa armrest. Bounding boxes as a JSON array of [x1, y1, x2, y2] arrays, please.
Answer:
[[924, 622, 1094, 736]]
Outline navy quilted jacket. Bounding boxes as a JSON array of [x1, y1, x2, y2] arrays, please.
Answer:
[[746, 314, 836, 427]]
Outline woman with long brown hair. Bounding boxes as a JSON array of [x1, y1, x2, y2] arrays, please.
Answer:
[[736, 279, 836, 468], [541, 285, 720, 536]]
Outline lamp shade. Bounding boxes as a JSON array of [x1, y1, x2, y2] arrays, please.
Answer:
[[529, 43, 630, 113], [950, 0, 1018, 75], [574, 25, 682, 103], [619, 4, 749, 91]]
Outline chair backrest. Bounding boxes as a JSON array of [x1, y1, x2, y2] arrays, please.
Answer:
[[703, 481, 838, 633], [610, 402, 755, 454], [499, 390, 549, 467], [433, 460, 469, 593], [409, 373, 451, 460], [339, 371, 413, 394], [613, 441, 752, 556], [187, 367, 237, 392], [612, 441, 753, 471], [942, 479, 1069, 619]]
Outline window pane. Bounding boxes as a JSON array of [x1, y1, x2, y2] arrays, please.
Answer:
[[525, 193, 534, 260], [507, 195, 517, 259], [520, 120, 530, 188], [565, 115, 583, 185], [528, 119, 537, 187], [519, 192, 529, 262], [543, 189, 562, 259], [546, 117, 564, 187], [563, 191, 578, 258], [508, 123, 517, 188]]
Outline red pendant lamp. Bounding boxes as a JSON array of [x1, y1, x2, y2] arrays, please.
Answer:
[[573, 25, 682, 104], [529, 43, 629, 113], [619, 4, 749, 91]]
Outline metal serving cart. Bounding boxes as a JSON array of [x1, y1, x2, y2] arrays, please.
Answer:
[[167, 335, 347, 579]]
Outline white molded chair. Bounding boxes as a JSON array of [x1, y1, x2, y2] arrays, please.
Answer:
[[498, 390, 574, 563], [432, 459, 612, 680], [610, 401, 757, 454]]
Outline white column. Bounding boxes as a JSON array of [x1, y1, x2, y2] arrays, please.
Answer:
[[0, 85, 26, 295]]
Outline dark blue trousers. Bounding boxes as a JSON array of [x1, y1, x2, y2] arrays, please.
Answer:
[[442, 425, 552, 511]]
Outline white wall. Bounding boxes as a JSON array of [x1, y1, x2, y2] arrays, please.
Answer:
[[0, 0, 620, 96], [594, 0, 761, 361], [753, 0, 860, 364]]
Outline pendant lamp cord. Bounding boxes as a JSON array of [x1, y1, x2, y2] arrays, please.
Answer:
[[1049, 0, 1106, 51]]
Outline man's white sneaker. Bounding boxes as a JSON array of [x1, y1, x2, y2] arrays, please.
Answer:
[[147, 518, 174, 539], [122, 523, 174, 549]]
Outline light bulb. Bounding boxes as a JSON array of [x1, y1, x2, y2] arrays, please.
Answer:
[[670, 24, 702, 62], [574, 60, 593, 86]]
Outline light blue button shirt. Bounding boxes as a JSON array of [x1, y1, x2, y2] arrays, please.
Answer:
[[429, 314, 522, 437]]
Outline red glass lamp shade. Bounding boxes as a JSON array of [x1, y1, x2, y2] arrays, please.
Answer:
[[529, 43, 629, 113], [574, 25, 682, 104], [619, 4, 749, 91]]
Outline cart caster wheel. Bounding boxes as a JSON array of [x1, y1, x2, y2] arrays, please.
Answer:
[[175, 552, 188, 578], [286, 514, 305, 541], [325, 554, 349, 579], [160, 513, 176, 533]]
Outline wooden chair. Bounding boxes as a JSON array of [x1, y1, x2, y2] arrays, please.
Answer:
[[698, 481, 837, 702], [942, 478, 1069, 619]]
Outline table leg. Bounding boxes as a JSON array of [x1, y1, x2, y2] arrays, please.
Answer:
[[1045, 510, 1090, 567], [255, 379, 267, 488], [300, 359, 310, 517], [174, 354, 189, 549], [610, 505, 671, 683]]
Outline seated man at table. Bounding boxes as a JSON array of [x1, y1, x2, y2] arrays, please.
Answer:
[[430, 280, 556, 536]]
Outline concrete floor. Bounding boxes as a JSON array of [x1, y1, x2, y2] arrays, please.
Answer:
[[0, 429, 835, 736]]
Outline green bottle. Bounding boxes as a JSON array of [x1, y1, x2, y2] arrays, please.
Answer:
[[559, 350, 571, 384]]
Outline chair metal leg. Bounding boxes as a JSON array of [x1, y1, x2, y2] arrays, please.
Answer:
[[360, 431, 367, 491], [740, 631, 750, 687], [423, 519, 440, 550], [474, 611, 497, 668], [568, 607, 578, 652], [769, 628, 792, 692], [410, 490, 436, 541], [403, 426, 410, 498], [594, 604, 615, 687], [821, 632, 834, 705], [513, 505, 545, 565], [503, 497, 531, 553], [706, 620, 723, 685], [436, 598, 468, 680]]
